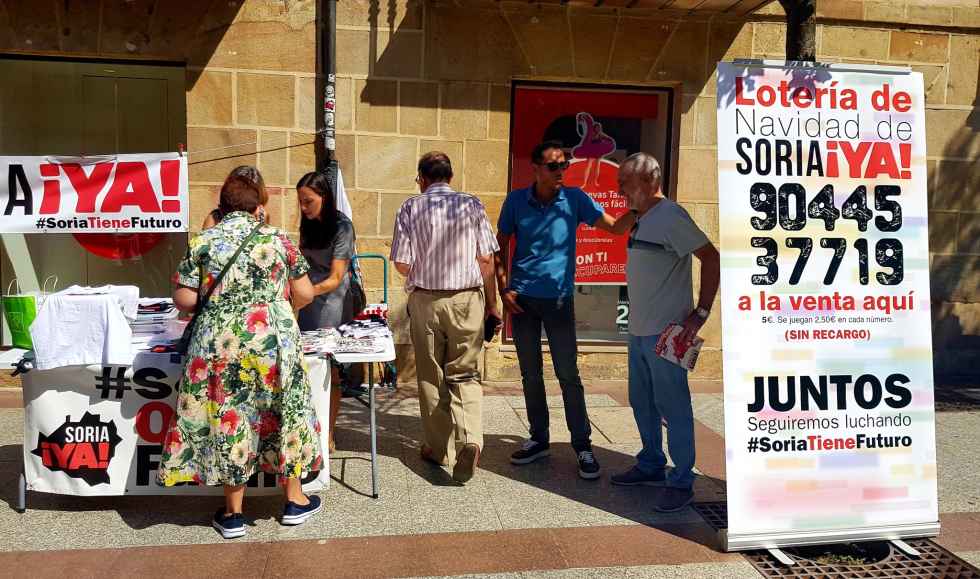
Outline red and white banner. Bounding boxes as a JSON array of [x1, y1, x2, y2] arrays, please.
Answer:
[[22, 352, 331, 496], [0, 153, 188, 233]]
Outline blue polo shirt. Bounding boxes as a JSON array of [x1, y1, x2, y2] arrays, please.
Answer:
[[498, 185, 603, 298]]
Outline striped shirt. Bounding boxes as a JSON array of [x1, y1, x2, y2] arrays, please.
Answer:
[[389, 182, 499, 292]]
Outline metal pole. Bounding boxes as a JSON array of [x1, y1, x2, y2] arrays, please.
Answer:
[[370, 363, 378, 498], [318, 0, 339, 205], [17, 470, 26, 513], [324, 0, 337, 163]]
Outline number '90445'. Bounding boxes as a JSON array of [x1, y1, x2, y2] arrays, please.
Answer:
[[747, 183, 904, 286]]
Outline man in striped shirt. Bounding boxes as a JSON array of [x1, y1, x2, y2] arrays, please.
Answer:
[[390, 151, 500, 484]]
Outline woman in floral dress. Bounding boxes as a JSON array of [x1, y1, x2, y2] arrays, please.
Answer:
[[158, 173, 323, 538]]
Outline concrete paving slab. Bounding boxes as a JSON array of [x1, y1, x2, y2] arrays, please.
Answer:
[[936, 411, 980, 513], [587, 407, 642, 444], [513, 408, 571, 444], [0, 410, 23, 448], [402, 484, 505, 535], [287, 489, 422, 539], [503, 394, 620, 410], [0, 506, 138, 551], [129, 499, 282, 547], [327, 448, 417, 495], [0, 443, 20, 464], [488, 483, 646, 529], [286, 483, 504, 540], [957, 550, 980, 568], [513, 408, 614, 445], [483, 404, 533, 444], [691, 393, 725, 438], [483, 470, 705, 531]]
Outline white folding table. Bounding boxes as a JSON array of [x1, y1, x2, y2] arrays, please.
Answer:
[[331, 336, 396, 499]]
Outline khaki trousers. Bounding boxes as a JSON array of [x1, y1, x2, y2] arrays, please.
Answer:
[[407, 287, 484, 462]]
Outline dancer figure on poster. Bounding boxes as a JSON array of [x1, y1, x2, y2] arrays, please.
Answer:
[[571, 112, 616, 189]]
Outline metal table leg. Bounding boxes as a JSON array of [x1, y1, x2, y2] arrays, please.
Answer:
[[369, 363, 378, 498], [17, 470, 26, 513]]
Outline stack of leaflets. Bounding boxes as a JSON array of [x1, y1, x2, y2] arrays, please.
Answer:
[[131, 298, 181, 350], [654, 323, 704, 372]]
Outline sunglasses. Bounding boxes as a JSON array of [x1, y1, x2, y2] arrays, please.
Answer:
[[537, 160, 570, 172]]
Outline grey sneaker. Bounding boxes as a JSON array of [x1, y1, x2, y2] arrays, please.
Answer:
[[610, 466, 666, 486], [654, 487, 694, 513]]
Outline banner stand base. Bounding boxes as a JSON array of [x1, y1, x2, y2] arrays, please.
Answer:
[[721, 521, 941, 552], [767, 548, 796, 566], [891, 539, 922, 557]]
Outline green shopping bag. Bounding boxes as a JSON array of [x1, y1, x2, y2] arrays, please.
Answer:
[[2, 277, 57, 349]]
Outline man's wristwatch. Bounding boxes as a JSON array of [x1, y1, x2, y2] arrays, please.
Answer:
[[694, 306, 710, 320]]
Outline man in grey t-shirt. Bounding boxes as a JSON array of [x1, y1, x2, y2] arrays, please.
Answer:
[[611, 153, 720, 514]]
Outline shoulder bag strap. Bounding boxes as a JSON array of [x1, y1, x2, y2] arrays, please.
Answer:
[[194, 221, 263, 313]]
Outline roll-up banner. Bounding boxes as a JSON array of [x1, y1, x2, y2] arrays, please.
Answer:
[[716, 61, 938, 550]]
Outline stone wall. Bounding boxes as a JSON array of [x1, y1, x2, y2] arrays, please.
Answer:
[[332, 0, 979, 383], [0, 0, 976, 382], [0, 0, 318, 236]]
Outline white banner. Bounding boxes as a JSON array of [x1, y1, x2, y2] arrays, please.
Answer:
[[717, 62, 938, 549], [22, 352, 330, 496], [0, 153, 188, 233]]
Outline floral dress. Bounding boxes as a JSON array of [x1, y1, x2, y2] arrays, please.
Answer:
[[158, 211, 322, 487]]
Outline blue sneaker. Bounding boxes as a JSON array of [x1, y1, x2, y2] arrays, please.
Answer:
[[212, 508, 246, 539], [281, 494, 322, 526]]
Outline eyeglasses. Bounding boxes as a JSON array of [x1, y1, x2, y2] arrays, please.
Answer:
[[536, 160, 570, 172]]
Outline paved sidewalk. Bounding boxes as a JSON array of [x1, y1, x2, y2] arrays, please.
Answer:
[[0, 381, 977, 578]]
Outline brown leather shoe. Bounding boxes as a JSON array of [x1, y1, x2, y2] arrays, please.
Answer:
[[420, 444, 447, 467], [452, 443, 480, 483]]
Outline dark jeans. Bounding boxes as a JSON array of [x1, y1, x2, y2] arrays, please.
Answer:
[[511, 294, 592, 452]]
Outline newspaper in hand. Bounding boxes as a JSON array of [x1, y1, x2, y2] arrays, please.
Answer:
[[654, 323, 704, 372]]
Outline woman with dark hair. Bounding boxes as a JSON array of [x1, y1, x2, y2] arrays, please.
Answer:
[[295, 171, 355, 452], [159, 173, 322, 539]]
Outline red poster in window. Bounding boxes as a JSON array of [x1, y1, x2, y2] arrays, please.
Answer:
[[509, 86, 661, 284]]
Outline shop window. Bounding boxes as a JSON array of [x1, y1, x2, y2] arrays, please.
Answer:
[[0, 56, 186, 342], [505, 82, 674, 344]]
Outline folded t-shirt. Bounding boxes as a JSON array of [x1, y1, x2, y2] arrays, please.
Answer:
[[30, 293, 134, 370]]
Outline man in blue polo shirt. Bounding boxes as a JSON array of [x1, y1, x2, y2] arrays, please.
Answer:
[[494, 140, 636, 479]]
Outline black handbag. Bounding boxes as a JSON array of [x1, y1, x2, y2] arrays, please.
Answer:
[[176, 222, 263, 355]]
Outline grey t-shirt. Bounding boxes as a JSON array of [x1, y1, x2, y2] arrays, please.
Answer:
[[297, 213, 355, 331], [626, 198, 710, 337]]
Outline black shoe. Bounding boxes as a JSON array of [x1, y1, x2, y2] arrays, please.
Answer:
[[510, 439, 550, 465], [577, 449, 601, 480], [281, 494, 322, 526], [654, 487, 694, 513], [610, 466, 667, 486], [212, 508, 246, 539]]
